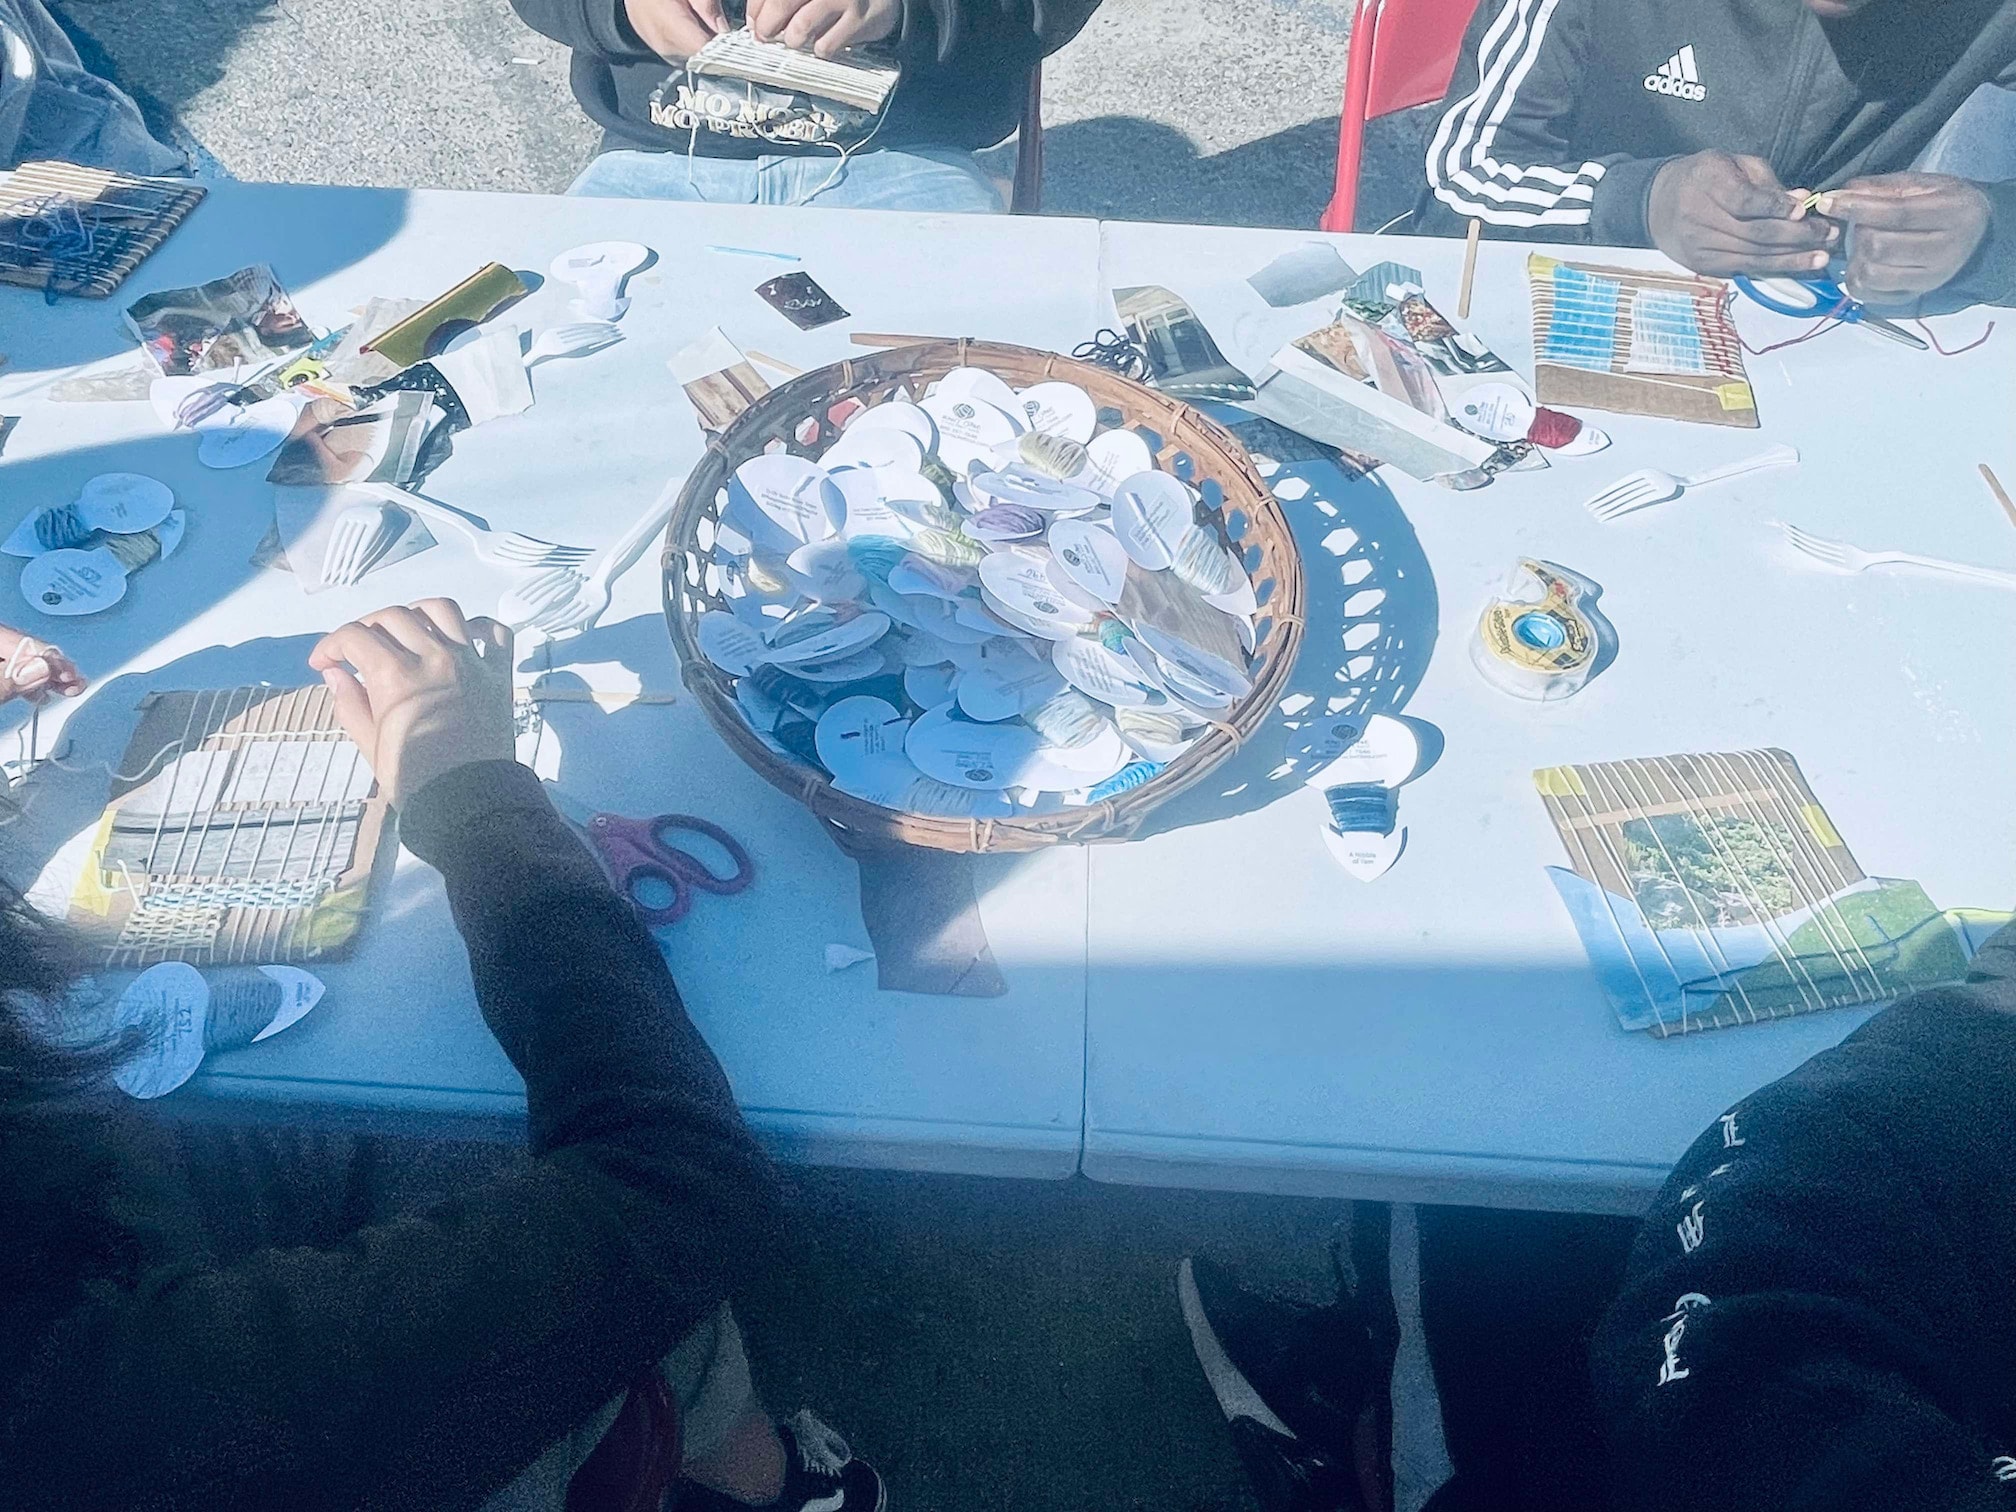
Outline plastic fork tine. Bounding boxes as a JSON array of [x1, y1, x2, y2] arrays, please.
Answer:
[[1781, 524, 1848, 568], [1590, 488, 1645, 520], [494, 536, 589, 565], [1595, 491, 1661, 522], [322, 504, 386, 588], [1586, 480, 1645, 517]]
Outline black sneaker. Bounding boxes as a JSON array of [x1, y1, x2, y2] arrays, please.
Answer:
[[676, 1410, 885, 1512], [1178, 1253, 1380, 1458]]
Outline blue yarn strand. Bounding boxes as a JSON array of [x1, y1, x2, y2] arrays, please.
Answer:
[[1324, 782, 1397, 837]]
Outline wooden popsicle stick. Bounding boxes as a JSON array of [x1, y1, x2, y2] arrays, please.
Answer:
[[1982, 464, 2016, 532], [745, 350, 805, 378], [849, 332, 949, 349], [1457, 219, 1482, 321]]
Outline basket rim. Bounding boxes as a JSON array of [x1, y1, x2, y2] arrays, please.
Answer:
[[662, 338, 1306, 853]]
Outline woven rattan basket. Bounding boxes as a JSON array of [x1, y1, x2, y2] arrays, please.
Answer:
[[662, 338, 1305, 853]]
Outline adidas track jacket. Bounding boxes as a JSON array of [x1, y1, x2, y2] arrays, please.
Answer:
[[1411, 0, 2016, 306]]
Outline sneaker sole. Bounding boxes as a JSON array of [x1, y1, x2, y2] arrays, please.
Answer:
[[1176, 1257, 1296, 1440]]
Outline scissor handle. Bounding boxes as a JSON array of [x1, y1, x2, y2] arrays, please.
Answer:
[[1734, 275, 1853, 320], [647, 814, 755, 896], [610, 857, 695, 927]]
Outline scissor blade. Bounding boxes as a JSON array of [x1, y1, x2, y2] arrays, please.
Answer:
[[1861, 316, 1930, 351]]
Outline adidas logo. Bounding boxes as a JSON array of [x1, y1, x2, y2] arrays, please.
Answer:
[[1644, 45, 1706, 102]]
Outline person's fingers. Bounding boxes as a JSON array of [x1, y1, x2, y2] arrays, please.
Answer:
[[1685, 244, 1832, 277], [463, 616, 514, 661], [1845, 256, 1943, 302], [748, 0, 803, 41], [631, 0, 715, 58], [1815, 185, 1947, 229], [409, 597, 472, 646], [690, 0, 729, 33], [309, 622, 414, 682], [816, 1, 884, 52], [356, 606, 445, 660], [814, 16, 858, 53], [1730, 154, 1786, 190], [1703, 212, 1832, 251], [781, 0, 841, 51], [1719, 155, 1799, 220], [1737, 248, 1837, 275], [318, 664, 378, 753]]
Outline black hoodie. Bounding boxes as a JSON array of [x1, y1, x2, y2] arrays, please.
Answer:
[[509, 0, 1100, 160], [1411, 0, 2016, 306], [1593, 922, 2016, 1512], [0, 762, 780, 1511]]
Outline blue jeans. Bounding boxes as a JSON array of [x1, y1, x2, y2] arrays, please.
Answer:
[[567, 145, 1005, 213]]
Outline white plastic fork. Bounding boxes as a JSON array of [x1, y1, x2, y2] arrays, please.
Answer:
[[1585, 444, 1800, 521], [501, 482, 681, 636], [1779, 522, 2016, 590], [320, 502, 397, 588], [523, 321, 624, 369], [353, 483, 592, 569]]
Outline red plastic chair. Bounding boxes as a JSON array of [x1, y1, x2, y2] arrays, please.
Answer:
[[1319, 0, 1484, 233]]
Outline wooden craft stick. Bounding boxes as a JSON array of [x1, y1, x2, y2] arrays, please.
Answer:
[[1982, 464, 2016, 532], [745, 350, 805, 378], [1457, 219, 1482, 320], [849, 332, 948, 349]]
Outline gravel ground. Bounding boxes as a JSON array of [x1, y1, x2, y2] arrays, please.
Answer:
[[49, 0, 1430, 227]]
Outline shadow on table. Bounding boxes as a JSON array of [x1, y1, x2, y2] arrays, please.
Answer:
[[0, 630, 330, 890], [1139, 457, 1440, 839], [528, 487, 1438, 859], [986, 107, 1436, 233], [0, 431, 291, 752]]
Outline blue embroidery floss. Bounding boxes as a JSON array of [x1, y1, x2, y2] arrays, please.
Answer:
[[845, 535, 908, 587], [1324, 781, 1398, 837], [1088, 761, 1162, 802], [33, 503, 92, 551]]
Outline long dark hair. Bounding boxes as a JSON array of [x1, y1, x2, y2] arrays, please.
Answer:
[[0, 879, 135, 1108]]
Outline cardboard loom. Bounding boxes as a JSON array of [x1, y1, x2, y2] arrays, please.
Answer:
[[1527, 255, 1758, 429], [60, 685, 395, 966], [1537, 748, 2004, 1036]]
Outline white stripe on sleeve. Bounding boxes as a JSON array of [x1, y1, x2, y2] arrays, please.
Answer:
[[1423, 0, 1608, 227]]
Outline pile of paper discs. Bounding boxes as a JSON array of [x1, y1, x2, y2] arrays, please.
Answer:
[[666, 341, 1302, 852]]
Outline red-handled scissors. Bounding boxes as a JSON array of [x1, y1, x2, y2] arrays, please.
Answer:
[[546, 786, 754, 927]]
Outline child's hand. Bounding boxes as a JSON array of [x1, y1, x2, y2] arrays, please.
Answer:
[[1815, 174, 1994, 306], [0, 628, 85, 704], [746, 0, 900, 57], [309, 600, 515, 807], [1647, 151, 1836, 278], [623, 0, 730, 60]]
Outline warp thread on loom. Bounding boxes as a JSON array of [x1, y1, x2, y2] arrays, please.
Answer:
[[0, 195, 103, 302]]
